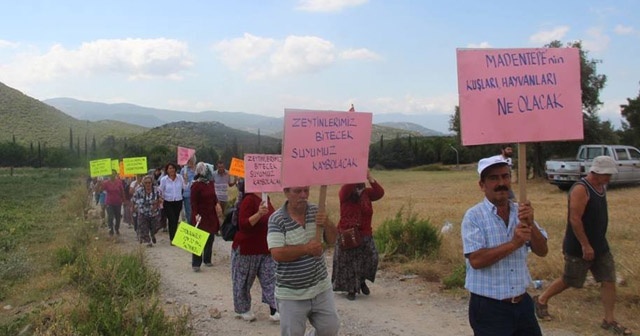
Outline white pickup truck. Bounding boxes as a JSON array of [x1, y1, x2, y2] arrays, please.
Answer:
[[545, 144, 640, 190]]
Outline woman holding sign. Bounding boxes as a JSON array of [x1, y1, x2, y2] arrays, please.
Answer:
[[231, 183, 278, 322], [190, 162, 222, 272], [332, 170, 384, 301]]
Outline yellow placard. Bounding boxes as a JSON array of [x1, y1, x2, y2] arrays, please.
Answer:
[[89, 158, 112, 177], [123, 157, 148, 175], [171, 222, 210, 256], [229, 157, 244, 177], [111, 159, 119, 172]]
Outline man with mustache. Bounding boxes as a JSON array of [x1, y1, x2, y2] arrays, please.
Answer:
[[268, 186, 339, 336], [462, 156, 549, 335]]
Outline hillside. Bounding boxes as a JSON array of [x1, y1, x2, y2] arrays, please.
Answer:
[[45, 97, 282, 135], [0, 82, 147, 147], [377, 121, 445, 136], [129, 121, 282, 154], [45, 98, 450, 137]]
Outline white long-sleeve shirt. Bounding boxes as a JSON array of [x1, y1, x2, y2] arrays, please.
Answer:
[[159, 174, 185, 202]]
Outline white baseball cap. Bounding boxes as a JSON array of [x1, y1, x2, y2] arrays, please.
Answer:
[[477, 155, 509, 175], [590, 156, 618, 175]]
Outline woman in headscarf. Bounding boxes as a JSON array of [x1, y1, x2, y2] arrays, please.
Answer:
[[231, 180, 279, 322], [132, 175, 163, 246], [332, 170, 385, 301], [190, 162, 222, 272]]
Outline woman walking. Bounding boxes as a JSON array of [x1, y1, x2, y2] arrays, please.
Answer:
[[332, 170, 385, 301], [231, 181, 279, 322], [159, 162, 185, 242], [190, 162, 221, 272], [132, 175, 163, 246]]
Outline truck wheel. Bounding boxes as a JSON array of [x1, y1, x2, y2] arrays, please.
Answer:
[[557, 184, 572, 191]]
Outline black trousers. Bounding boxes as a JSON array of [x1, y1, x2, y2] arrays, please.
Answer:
[[163, 200, 183, 242], [192, 234, 215, 267]]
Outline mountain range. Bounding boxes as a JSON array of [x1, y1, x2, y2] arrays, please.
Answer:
[[44, 97, 447, 137]]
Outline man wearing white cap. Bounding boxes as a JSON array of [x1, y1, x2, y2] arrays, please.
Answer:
[[534, 156, 632, 335], [462, 156, 548, 335]]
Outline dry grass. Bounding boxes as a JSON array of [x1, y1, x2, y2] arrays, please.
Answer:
[[259, 168, 639, 334]]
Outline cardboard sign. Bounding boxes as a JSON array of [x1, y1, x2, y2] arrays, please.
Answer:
[[177, 146, 196, 166], [89, 158, 112, 177], [171, 222, 210, 256], [229, 157, 244, 178], [111, 160, 119, 172], [123, 157, 148, 175], [456, 48, 582, 145], [244, 154, 282, 193], [281, 109, 372, 188]]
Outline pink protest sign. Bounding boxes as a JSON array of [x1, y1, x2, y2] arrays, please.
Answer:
[[244, 154, 282, 193], [456, 48, 582, 146], [281, 109, 372, 188], [177, 146, 196, 165]]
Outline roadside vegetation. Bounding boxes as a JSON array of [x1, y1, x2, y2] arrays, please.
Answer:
[[0, 168, 191, 335]]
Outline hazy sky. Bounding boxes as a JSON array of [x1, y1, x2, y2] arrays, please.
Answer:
[[1, 0, 638, 133]]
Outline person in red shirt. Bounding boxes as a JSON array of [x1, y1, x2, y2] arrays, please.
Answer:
[[332, 170, 385, 301], [231, 180, 279, 322], [190, 162, 221, 272], [101, 170, 125, 236]]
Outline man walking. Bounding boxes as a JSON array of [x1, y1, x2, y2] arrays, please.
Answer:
[[534, 156, 632, 335], [462, 156, 548, 335], [267, 186, 340, 336]]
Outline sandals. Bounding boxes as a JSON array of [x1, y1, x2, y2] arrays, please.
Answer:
[[532, 295, 552, 321], [601, 320, 633, 335]]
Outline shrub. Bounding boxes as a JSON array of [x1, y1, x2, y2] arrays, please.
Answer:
[[442, 263, 466, 289], [374, 207, 441, 259]]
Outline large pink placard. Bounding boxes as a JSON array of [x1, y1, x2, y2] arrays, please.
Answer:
[[244, 154, 282, 193], [281, 109, 372, 188], [456, 48, 582, 146]]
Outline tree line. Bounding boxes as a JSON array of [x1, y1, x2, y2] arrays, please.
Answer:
[[2, 40, 639, 174]]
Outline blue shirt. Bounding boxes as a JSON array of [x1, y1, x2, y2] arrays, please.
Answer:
[[180, 166, 197, 198], [462, 198, 547, 300]]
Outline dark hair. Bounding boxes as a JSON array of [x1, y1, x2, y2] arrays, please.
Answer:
[[165, 162, 178, 172], [501, 144, 512, 150]]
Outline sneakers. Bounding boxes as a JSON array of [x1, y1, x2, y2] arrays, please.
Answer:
[[361, 282, 370, 295], [269, 312, 280, 322], [235, 311, 256, 322], [533, 295, 552, 321]]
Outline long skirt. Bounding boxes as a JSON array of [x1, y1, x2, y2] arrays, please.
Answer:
[[331, 235, 378, 293]]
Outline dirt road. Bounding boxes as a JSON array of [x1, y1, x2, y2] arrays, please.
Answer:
[[115, 225, 578, 336]]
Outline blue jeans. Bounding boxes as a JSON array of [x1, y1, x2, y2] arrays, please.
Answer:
[[183, 197, 191, 224]]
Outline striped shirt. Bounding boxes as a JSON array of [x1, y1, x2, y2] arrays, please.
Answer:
[[462, 198, 548, 300], [267, 202, 331, 300]]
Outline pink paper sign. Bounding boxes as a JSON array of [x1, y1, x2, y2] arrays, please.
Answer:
[[177, 146, 196, 165], [281, 109, 372, 188], [456, 48, 582, 146], [244, 154, 282, 193]]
